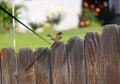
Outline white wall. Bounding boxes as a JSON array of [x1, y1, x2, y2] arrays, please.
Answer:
[[15, 0, 82, 31]]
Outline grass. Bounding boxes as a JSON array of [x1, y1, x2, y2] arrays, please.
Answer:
[[0, 25, 103, 51]]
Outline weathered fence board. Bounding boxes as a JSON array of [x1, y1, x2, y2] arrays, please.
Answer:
[[1, 48, 16, 84], [84, 32, 102, 84], [67, 37, 86, 84], [101, 25, 120, 84], [51, 42, 69, 84], [0, 24, 120, 84], [17, 48, 35, 84], [34, 48, 51, 84], [0, 51, 2, 84]]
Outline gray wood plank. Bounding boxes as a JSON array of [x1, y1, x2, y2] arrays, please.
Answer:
[[34, 47, 51, 84], [51, 42, 69, 84], [1, 48, 17, 84], [0, 49, 2, 84], [17, 48, 35, 84], [67, 37, 86, 84], [101, 25, 120, 84], [84, 32, 102, 84]]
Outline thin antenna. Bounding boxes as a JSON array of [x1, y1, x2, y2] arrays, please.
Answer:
[[0, 6, 52, 45]]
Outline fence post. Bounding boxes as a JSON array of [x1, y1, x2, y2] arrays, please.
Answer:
[[17, 48, 35, 84], [1, 48, 17, 84], [101, 25, 120, 84], [84, 32, 102, 84], [51, 42, 69, 84], [34, 47, 52, 84], [67, 37, 86, 84]]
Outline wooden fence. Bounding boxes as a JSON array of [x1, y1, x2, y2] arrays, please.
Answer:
[[0, 24, 120, 84]]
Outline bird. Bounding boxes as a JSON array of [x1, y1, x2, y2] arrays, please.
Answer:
[[47, 32, 63, 42]]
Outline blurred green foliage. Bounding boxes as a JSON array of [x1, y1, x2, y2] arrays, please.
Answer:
[[0, 0, 25, 32]]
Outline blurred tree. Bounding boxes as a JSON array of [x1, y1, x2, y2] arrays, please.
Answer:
[[0, 0, 25, 32], [29, 22, 42, 31]]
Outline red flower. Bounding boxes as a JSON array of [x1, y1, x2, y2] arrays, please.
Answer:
[[85, 20, 90, 26], [95, 7, 101, 13]]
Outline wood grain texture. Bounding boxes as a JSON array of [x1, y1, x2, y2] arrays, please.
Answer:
[[34, 47, 51, 84], [67, 37, 86, 84], [84, 32, 102, 84], [17, 48, 35, 84], [101, 25, 120, 84], [1, 48, 17, 84], [51, 42, 69, 84], [0, 24, 120, 84], [0, 49, 2, 84]]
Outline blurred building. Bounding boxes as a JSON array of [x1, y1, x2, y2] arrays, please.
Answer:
[[15, 0, 82, 31]]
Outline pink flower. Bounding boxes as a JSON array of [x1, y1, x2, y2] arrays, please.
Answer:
[[103, 1, 108, 7], [80, 21, 85, 26]]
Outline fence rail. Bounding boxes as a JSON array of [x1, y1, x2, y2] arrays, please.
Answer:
[[0, 24, 120, 84]]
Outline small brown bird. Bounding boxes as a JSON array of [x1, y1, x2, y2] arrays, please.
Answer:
[[47, 32, 63, 42]]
